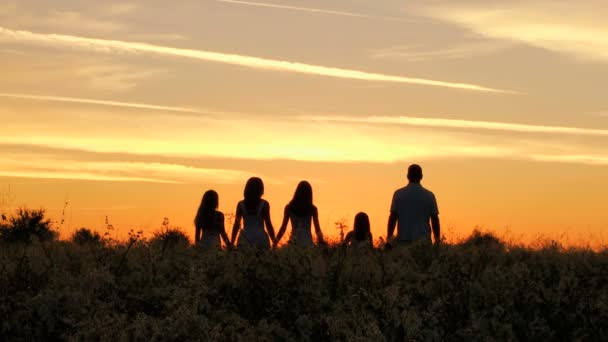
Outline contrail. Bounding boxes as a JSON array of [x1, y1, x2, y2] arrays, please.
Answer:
[[0, 93, 204, 114], [0, 27, 508, 93], [214, 0, 377, 19], [306, 115, 608, 137]]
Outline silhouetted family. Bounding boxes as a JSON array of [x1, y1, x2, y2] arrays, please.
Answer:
[[194, 164, 440, 250]]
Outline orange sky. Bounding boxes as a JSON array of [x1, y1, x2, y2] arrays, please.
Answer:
[[1, 0, 607, 246]]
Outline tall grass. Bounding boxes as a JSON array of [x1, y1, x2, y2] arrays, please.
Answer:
[[0, 229, 606, 341]]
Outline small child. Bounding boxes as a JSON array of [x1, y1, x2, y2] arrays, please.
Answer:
[[343, 212, 373, 248]]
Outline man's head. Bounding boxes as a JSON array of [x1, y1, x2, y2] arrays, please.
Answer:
[[407, 164, 423, 183]]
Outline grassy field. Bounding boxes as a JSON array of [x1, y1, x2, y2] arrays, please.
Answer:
[[1, 223, 607, 341]]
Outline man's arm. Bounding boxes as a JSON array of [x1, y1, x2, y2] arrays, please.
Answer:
[[430, 214, 440, 244], [430, 192, 440, 244]]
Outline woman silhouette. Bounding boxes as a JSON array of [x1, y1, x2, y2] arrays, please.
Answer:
[[343, 212, 373, 248], [276, 181, 325, 247], [194, 190, 232, 250], [231, 177, 276, 249]]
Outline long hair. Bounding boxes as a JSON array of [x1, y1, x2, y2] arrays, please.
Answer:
[[194, 190, 218, 230], [244, 177, 264, 212], [353, 212, 371, 241], [288, 181, 313, 216]]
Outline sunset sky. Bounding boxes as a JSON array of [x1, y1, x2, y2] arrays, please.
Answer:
[[1, 0, 607, 245]]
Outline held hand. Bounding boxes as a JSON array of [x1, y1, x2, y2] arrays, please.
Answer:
[[434, 235, 441, 246]]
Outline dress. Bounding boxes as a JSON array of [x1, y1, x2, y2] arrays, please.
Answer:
[[199, 211, 224, 250], [287, 209, 314, 247], [237, 200, 270, 249]]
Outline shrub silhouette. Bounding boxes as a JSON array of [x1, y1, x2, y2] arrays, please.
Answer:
[[71, 228, 103, 246], [150, 227, 190, 249], [0, 208, 58, 243], [462, 229, 505, 249]]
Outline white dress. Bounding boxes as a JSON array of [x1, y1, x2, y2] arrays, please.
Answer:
[[237, 200, 270, 249], [198, 211, 224, 250], [287, 209, 314, 247]]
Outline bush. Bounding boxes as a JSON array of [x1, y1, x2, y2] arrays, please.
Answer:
[[149, 227, 190, 249], [71, 228, 103, 246], [0, 208, 58, 243]]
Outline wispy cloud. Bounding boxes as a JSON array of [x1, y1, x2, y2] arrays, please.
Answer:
[[305, 115, 608, 137], [372, 40, 512, 62], [73, 65, 166, 92], [214, 0, 384, 19], [0, 6, 126, 33], [104, 3, 138, 15], [2, 106, 608, 166], [0, 93, 205, 114], [0, 156, 256, 184], [532, 154, 608, 165], [0, 27, 508, 93], [412, 2, 608, 62]]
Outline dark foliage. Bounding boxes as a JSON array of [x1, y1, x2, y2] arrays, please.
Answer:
[[71, 228, 104, 246], [0, 208, 58, 243], [0, 232, 606, 341], [150, 227, 190, 248]]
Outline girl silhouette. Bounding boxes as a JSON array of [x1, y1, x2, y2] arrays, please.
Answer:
[[343, 212, 373, 248], [231, 177, 276, 249], [194, 190, 232, 250], [276, 181, 325, 247]]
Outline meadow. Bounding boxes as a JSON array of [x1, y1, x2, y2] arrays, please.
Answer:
[[1, 209, 607, 341]]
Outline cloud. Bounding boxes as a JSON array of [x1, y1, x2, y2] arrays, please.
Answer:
[[0, 27, 508, 93], [213, 0, 387, 19], [0, 93, 207, 115], [372, 40, 513, 62], [412, 1, 608, 62], [532, 154, 608, 165], [0, 156, 256, 184], [43, 11, 127, 33], [0, 6, 126, 33], [3, 100, 606, 166], [73, 65, 166, 92], [104, 3, 138, 15], [304, 115, 608, 137], [0, 106, 512, 163]]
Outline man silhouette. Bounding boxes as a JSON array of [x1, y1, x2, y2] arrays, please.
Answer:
[[387, 164, 440, 246]]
